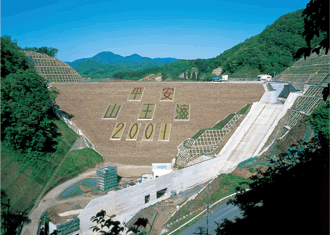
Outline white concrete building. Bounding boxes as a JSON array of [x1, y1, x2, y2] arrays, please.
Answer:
[[152, 163, 172, 178], [257, 74, 272, 81]]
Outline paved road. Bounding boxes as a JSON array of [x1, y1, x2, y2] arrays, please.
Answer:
[[178, 201, 243, 235]]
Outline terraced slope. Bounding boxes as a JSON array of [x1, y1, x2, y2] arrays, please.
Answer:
[[54, 82, 264, 166], [276, 49, 330, 86]]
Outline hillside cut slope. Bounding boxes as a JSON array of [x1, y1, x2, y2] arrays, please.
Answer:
[[276, 49, 329, 86]]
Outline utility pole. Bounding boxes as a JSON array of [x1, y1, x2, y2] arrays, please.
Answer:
[[203, 203, 210, 235], [206, 204, 209, 235]]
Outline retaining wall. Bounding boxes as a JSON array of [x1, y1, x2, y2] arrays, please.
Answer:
[[79, 159, 219, 234]]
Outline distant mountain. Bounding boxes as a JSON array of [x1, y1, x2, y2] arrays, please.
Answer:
[[66, 58, 90, 68], [152, 57, 181, 63], [66, 51, 181, 68], [75, 60, 104, 71], [73, 58, 171, 79]]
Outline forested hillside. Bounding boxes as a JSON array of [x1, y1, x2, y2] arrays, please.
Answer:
[[112, 9, 326, 81], [207, 9, 326, 78]]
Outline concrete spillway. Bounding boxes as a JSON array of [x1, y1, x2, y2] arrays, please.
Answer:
[[216, 91, 300, 174]]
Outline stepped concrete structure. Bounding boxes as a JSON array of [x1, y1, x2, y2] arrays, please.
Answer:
[[275, 49, 329, 86], [22, 50, 84, 83], [274, 49, 329, 137]]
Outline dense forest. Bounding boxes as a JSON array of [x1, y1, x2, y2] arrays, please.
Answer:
[[1, 36, 60, 157]]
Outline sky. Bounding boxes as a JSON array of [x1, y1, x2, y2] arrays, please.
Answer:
[[2, 0, 311, 62]]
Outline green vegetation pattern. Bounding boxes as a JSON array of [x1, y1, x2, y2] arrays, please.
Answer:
[[190, 104, 250, 141]]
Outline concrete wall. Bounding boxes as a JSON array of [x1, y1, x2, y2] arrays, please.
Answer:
[[268, 82, 288, 97], [79, 160, 219, 234]]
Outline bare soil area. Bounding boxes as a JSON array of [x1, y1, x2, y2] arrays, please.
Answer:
[[46, 200, 89, 224], [232, 165, 269, 178], [54, 82, 264, 167]]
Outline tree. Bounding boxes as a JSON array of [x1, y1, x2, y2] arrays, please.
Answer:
[[214, 102, 329, 235], [90, 210, 124, 235], [1, 190, 30, 235], [126, 218, 149, 235], [1, 36, 59, 158], [90, 210, 148, 235], [1, 69, 59, 155], [322, 83, 329, 101], [1, 35, 29, 78], [295, 0, 329, 58], [24, 46, 59, 58], [192, 71, 196, 81]]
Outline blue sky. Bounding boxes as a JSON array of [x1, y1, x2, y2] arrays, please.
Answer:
[[2, 0, 310, 62]]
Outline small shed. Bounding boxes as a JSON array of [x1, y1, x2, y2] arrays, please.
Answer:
[[152, 163, 172, 178], [141, 173, 154, 182], [212, 77, 221, 82]]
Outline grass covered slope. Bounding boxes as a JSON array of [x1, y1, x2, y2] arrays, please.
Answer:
[[1, 118, 79, 214], [46, 148, 103, 193]]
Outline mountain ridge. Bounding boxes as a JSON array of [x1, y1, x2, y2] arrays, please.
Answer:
[[66, 51, 180, 68]]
